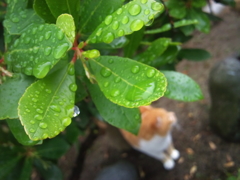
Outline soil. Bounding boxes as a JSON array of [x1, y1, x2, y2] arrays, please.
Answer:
[[68, 8, 240, 180]]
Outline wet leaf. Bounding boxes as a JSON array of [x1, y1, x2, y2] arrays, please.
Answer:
[[56, 14, 76, 43], [7, 119, 41, 146], [79, 0, 123, 34], [87, 0, 164, 44], [4, 0, 44, 35], [135, 38, 171, 65], [5, 24, 72, 78], [87, 81, 140, 134], [88, 56, 167, 108], [166, 0, 186, 19], [0, 74, 35, 120], [162, 71, 203, 102], [192, 0, 207, 8], [18, 63, 76, 141], [188, 9, 210, 33]]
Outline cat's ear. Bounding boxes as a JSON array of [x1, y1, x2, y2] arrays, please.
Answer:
[[139, 106, 152, 113], [156, 117, 162, 128]]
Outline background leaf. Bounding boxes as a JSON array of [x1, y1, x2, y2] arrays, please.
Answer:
[[87, 0, 164, 44], [5, 24, 72, 78], [87, 81, 141, 134], [178, 48, 211, 61], [6, 119, 40, 146], [34, 0, 56, 23], [19, 158, 33, 180], [0, 74, 35, 120], [18, 63, 76, 141], [79, 0, 123, 34], [88, 56, 167, 108], [162, 70, 203, 102]]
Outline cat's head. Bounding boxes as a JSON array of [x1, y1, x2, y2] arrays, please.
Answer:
[[140, 106, 177, 136]]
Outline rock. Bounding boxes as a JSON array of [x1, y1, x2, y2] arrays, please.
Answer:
[[209, 56, 240, 141], [95, 160, 139, 180]]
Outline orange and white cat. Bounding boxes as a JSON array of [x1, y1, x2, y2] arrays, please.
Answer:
[[121, 106, 180, 170]]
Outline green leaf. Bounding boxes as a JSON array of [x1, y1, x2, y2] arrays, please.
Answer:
[[18, 63, 76, 141], [124, 27, 145, 58], [79, 0, 123, 34], [33, 0, 56, 23], [45, 0, 80, 27], [134, 38, 171, 65], [75, 77, 88, 103], [0, 74, 35, 120], [88, 56, 167, 108], [192, 0, 207, 8], [5, 24, 72, 78], [87, 81, 141, 134], [166, 0, 186, 19], [188, 9, 210, 33], [3, 0, 44, 35], [56, 14, 76, 43], [19, 158, 33, 180], [87, 0, 164, 44], [162, 71, 203, 102], [34, 160, 63, 180], [144, 19, 198, 34], [0, 147, 21, 180], [36, 136, 70, 160], [152, 45, 180, 67], [7, 119, 41, 146], [64, 120, 81, 144], [178, 48, 211, 61]]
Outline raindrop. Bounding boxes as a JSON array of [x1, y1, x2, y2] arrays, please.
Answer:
[[33, 46, 39, 54], [45, 31, 52, 40], [44, 47, 52, 56], [117, 29, 124, 37], [24, 67, 33, 76], [130, 19, 144, 31], [111, 89, 120, 97], [146, 69, 155, 78], [30, 128, 35, 133], [57, 30, 64, 40], [59, 101, 64, 105], [90, 36, 97, 43], [148, 14, 154, 20], [68, 66, 75, 75], [73, 105, 80, 117], [24, 37, 31, 44], [112, 21, 119, 30], [131, 65, 140, 74], [32, 27, 37, 34], [141, 0, 148, 4], [117, 8, 123, 15], [108, 59, 114, 64], [38, 25, 44, 31], [96, 28, 103, 36], [104, 15, 113, 25], [122, 16, 129, 24], [42, 133, 48, 138], [45, 89, 52, 94], [104, 81, 109, 87], [13, 39, 20, 47], [11, 17, 19, 23], [100, 67, 112, 77], [33, 62, 51, 78], [115, 77, 121, 83], [32, 98, 38, 103], [151, 2, 164, 11], [69, 83, 77, 92], [128, 4, 141, 16], [39, 122, 48, 129], [126, 80, 155, 101], [62, 117, 71, 126], [53, 43, 70, 59], [39, 36, 44, 42], [36, 109, 43, 114], [103, 32, 115, 43], [26, 109, 30, 113]]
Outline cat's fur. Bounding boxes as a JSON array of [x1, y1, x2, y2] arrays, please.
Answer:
[[120, 106, 180, 170]]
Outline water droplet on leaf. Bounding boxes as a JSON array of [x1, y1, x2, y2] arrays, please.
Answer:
[[62, 117, 71, 127], [146, 69, 155, 78], [69, 83, 77, 92], [112, 21, 119, 30], [104, 15, 113, 25], [117, 29, 124, 37], [68, 66, 75, 75], [103, 32, 115, 43], [50, 105, 61, 112], [45, 31, 52, 40], [44, 47, 52, 56], [54, 43, 70, 59], [39, 122, 47, 129], [122, 16, 129, 24], [130, 19, 144, 31], [151, 2, 164, 11], [111, 89, 120, 97], [128, 4, 141, 16], [73, 105, 80, 117], [36, 109, 43, 114], [131, 65, 140, 74], [33, 62, 51, 78], [100, 67, 112, 77]]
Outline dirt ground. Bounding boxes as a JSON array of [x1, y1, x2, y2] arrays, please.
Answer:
[[75, 8, 240, 180]]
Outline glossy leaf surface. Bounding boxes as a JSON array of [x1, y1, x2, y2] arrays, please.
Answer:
[[7, 119, 40, 146], [87, 81, 141, 134], [188, 9, 210, 33], [34, 0, 56, 23], [56, 14, 76, 43], [162, 71, 203, 102], [18, 63, 76, 141], [178, 48, 211, 61], [3, 0, 44, 35], [5, 24, 72, 78], [0, 74, 35, 120], [79, 0, 123, 34], [87, 0, 164, 44], [88, 56, 167, 108], [135, 38, 171, 65], [36, 136, 70, 160]]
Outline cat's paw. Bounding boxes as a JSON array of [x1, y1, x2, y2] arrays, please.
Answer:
[[163, 159, 175, 170], [171, 149, 180, 160]]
